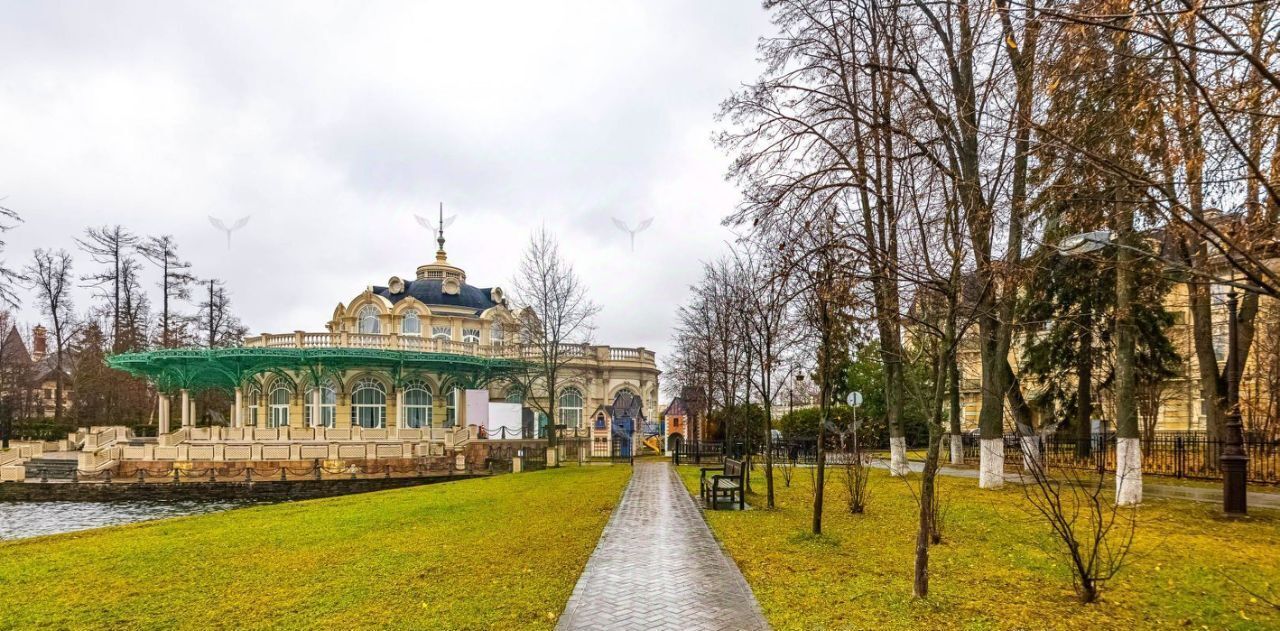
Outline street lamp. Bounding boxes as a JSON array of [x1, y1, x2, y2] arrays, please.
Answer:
[[1059, 229, 1251, 514], [1223, 291, 1249, 515]]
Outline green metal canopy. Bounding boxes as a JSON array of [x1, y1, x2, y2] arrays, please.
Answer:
[[106, 346, 529, 394]]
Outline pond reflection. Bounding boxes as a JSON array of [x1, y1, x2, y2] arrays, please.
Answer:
[[0, 500, 248, 540]]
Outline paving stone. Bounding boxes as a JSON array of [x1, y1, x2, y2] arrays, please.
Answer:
[[557, 461, 769, 631]]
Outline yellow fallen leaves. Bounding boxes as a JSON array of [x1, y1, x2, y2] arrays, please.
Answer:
[[678, 465, 1280, 631]]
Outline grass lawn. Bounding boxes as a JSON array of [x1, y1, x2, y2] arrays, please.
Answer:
[[0, 465, 630, 630], [678, 465, 1280, 630]]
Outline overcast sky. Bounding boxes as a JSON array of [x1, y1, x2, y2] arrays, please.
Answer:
[[0, 1, 770, 379]]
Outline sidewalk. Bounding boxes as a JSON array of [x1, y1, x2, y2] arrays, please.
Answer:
[[557, 460, 769, 631]]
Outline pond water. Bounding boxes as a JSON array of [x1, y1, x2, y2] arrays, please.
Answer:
[[0, 500, 248, 540]]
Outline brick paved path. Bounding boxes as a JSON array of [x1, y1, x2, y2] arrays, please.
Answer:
[[557, 461, 769, 631]]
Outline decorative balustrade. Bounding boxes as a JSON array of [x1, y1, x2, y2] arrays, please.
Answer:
[[243, 332, 656, 366]]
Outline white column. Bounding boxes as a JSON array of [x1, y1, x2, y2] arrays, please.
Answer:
[[311, 386, 322, 429], [396, 389, 404, 429], [158, 393, 170, 434], [233, 388, 243, 427], [181, 389, 191, 427]]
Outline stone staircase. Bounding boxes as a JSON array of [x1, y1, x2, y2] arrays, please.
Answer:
[[24, 453, 80, 482]]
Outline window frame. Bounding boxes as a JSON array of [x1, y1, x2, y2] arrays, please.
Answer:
[[305, 379, 338, 428], [402, 380, 433, 428], [357, 305, 381, 334], [350, 378, 387, 429], [402, 310, 421, 335], [559, 387, 584, 429], [268, 383, 291, 428]]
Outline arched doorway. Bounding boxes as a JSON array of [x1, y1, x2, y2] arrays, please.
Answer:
[[667, 433, 684, 454]]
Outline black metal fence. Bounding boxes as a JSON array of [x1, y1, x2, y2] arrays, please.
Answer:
[[523, 447, 548, 471], [672, 441, 726, 465], [678, 431, 1280, 485], [962, 432, 1280, 484]]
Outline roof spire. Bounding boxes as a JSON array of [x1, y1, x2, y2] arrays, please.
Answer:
[[436, 202, 447, 262]]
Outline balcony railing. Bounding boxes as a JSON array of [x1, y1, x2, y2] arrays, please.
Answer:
[[243, 331, 656, 366]]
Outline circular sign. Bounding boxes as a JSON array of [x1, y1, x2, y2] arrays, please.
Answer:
[[846, 391, 863, 407]]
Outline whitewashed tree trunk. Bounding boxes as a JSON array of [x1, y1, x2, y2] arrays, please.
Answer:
[[1019, 435, 1041, 472], [1115, 437, 1143, 506], [889, 436, 910, 476], [949, 433, 964, 465], [979, 438, 1004, 489]]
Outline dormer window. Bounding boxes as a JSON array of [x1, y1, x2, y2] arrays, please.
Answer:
[[357, 305, 381, 334], [402, 310, 421, 335]]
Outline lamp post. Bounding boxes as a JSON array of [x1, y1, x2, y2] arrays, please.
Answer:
[[1059, 229, 1253, 514], [1222, 291, 1249, 515]]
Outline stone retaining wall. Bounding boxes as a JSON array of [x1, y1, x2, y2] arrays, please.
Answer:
[[0, 474, 482, 502]]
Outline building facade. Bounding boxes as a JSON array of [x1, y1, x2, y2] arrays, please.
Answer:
[[955, 255, 1279, 436], [107, 233, 660, 458]]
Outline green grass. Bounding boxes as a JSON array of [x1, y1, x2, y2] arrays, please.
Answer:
[[679, 465, 1280, 630], [0, 466, 630, 630]]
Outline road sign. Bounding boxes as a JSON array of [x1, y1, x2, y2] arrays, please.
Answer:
[[846, 391, 863, 407]]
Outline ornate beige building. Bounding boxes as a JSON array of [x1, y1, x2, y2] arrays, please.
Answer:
[[82, 230, 661, 471]]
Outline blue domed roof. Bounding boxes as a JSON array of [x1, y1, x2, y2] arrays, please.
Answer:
[[372, 279, 497, 314]]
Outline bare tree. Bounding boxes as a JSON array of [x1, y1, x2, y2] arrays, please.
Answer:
[[137, 235, 196, 349], [197, 278, 248, 348], [75, 225, 139, 352], [0, 205, 22, 310], [511, 227, 600, 450], [23, 249, 76, 421], [730, 246, 801, 508], [1016, 443, 1138, 603]]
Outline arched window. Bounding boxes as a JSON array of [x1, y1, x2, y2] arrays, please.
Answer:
[[268, 383, 291, 428], [444, 384, 457, 427], [616, 387, 635, 400], [559, 387, 584, 429], [505, 388, 523, 404], [462, 328, 481, 344], [357, 305, 381, 334], [247, 385, 261, 427], [402, 380, 433, 428], [305, 379, 337, 428], [350, 378, 387, 428], [402, 310, 421, 335], [490, 322, 504, 347], [432, 325, 452, 340]]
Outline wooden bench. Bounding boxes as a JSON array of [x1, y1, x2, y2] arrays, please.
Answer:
[[699, 458, 745, 510]]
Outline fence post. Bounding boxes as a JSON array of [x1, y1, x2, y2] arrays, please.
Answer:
[[1175, 435, 1184, 479]]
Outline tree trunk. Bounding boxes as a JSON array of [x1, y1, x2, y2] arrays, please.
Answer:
[[1114, 205, 1142, 506], [1076, 321, 1094, 459]]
